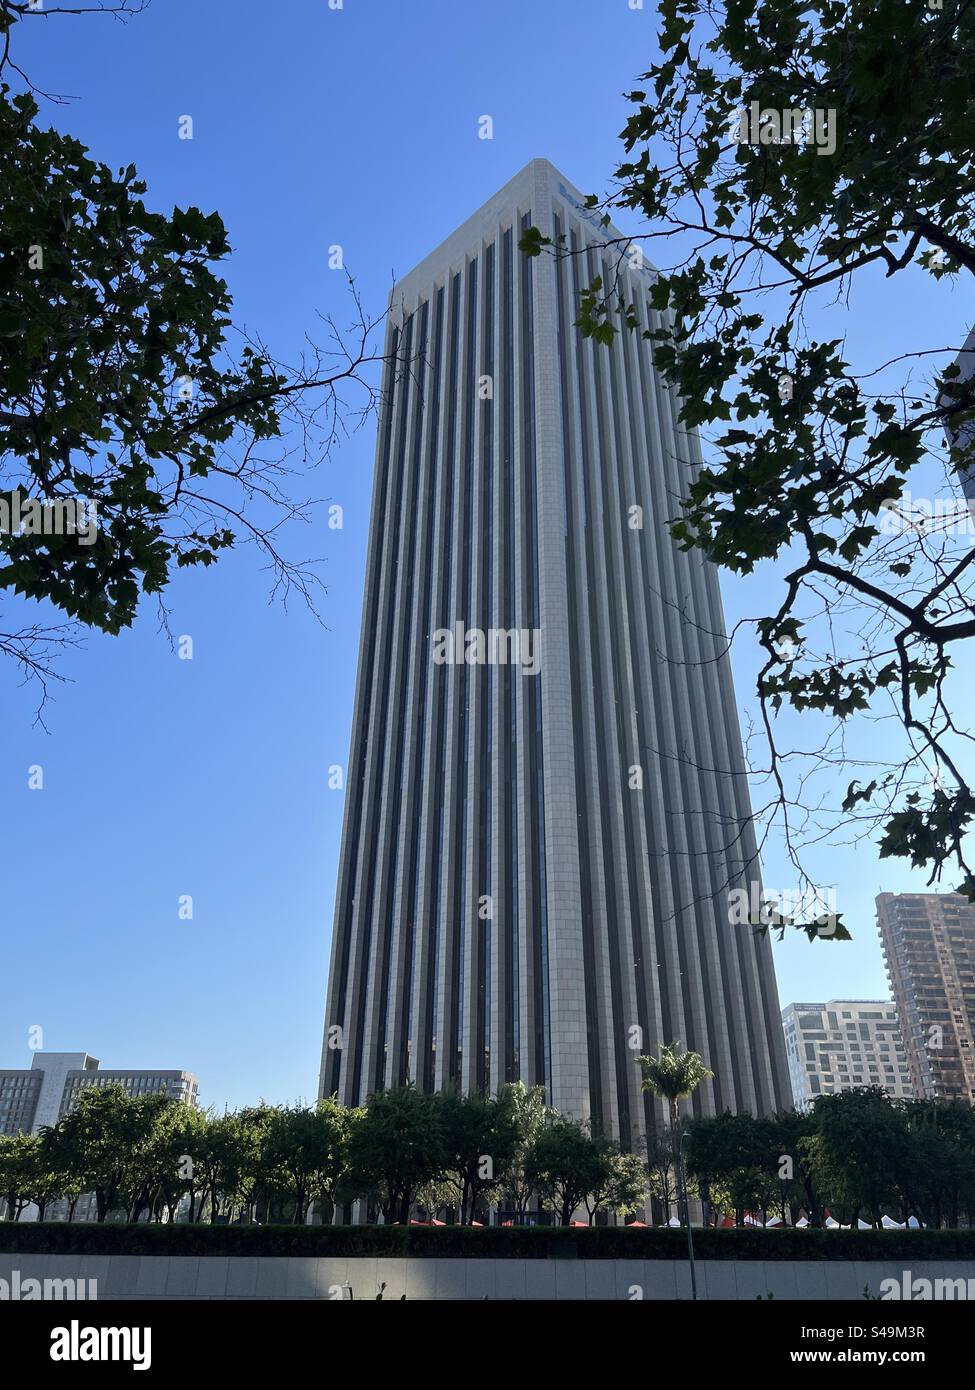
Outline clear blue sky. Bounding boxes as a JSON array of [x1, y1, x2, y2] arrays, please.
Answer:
[[2, 0, 971, 1111]]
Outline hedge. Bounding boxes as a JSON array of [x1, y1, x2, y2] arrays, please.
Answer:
[[2, 1224, 975, 1260]]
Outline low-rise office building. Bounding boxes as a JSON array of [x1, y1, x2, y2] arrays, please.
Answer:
[[0, 1051, 197, 1136]]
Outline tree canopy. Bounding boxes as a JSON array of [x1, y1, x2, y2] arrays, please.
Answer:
[[3, 1080, 974, 1229], [0, 4, 398, 707], [522, 0, 975, 911]]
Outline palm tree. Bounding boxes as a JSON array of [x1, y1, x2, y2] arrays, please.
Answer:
[[637, 1042, 713, 1234], [636, 1042, 712, 1128]]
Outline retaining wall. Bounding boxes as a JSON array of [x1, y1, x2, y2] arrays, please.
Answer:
[[3, 1254, 973, 1300]]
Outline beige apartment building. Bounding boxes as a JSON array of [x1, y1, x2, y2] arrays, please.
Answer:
[[877, 893, 975, 1101]]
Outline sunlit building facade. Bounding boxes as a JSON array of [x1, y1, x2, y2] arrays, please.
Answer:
[[320, 160, 790, 1147]]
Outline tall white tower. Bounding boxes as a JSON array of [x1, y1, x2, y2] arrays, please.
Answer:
[[320, 159, 790, 1147]]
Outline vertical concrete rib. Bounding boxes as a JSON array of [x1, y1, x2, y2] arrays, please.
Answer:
[[613, 276, 676, 1145], [489, 234, 507, 1098], [629, 293, 715, 1104], [617, 292, 690, 1096], [319, 314, 399, 1102], [416, 282, 453, 1092], [531, 164, 588, 1122], [357, 306, 420, 1102], [372, 301, 430, 1093], [511, 205, 537, 1088], [340, 314, 412, 1106], [568, 237, 637, 1140], [403, 286, 446, 1086], [501, 224, 522, 1086], [461, 247, 486, 1097], [598, 255, 669, 1144], [434, 271, 465, 1093], [385, 298, 435, 1089], [553, 214, 614, 1135]]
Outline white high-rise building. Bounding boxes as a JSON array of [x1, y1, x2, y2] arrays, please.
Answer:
[[320, 159, 791, 1148], [781, 1001, 913, 1108]]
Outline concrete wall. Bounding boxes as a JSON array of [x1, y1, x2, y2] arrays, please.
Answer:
[[3, 1254, 973, 1300]]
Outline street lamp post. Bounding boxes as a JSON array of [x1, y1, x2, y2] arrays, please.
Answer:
[[679, 1128, 698, 1301]]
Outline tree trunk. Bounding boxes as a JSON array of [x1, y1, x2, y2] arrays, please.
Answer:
[[804, 1178, 822, 1228]]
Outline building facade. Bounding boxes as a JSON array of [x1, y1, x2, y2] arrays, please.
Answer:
[[941, 324, 975, 502], [320, 159, 791, 1149], [877, 892, 975, 1101], [0, 1052, 198, 1136], [781, 1001, 913, 1108]]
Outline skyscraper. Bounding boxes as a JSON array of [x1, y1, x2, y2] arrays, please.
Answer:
[[877, 892, 975, 1101], [320, 159, 790, 1148]]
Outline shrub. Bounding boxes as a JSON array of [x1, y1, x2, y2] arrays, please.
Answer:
[[3, 1223, 975, 1260]]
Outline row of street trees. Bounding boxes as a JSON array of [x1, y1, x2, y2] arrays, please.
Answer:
[[685, 1089, 975, 1230], [2, 1060, 972, 1228], [0, 1081, 647, 1227]]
